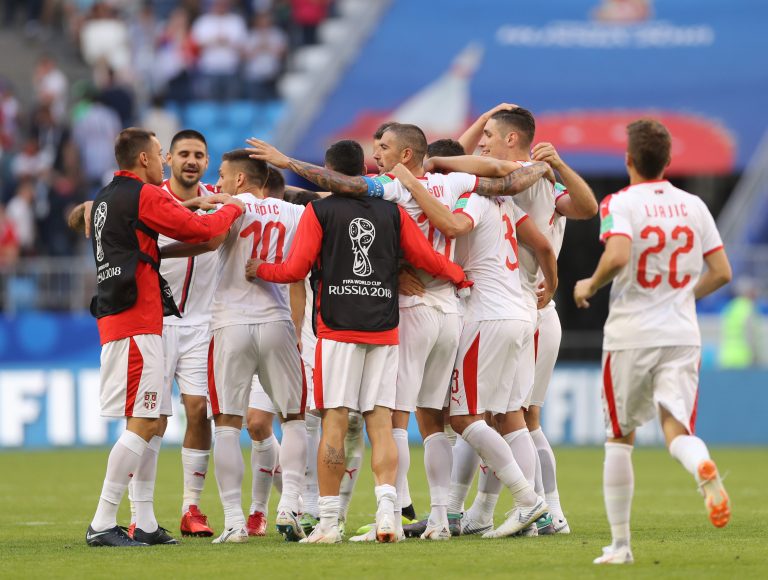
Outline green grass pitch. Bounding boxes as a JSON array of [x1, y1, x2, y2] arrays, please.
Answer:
[[1, 446, 766, 579]]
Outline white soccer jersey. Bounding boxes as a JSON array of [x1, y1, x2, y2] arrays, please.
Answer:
[[210, 194, 304, 330], [380, 171, 478, 314], [511, 168, 568, 311], [599, 180, 723, 350], [158, 180, 218, 327], [452, 192, 530, 323]]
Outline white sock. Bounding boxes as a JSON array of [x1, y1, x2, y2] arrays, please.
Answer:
[[603, 442, 634, 547], [181, 447, 210, 514], [250, 436, 278, 516], [91, 430, 147, 531], [340, 413, 364, 519], [214, 426, 245, 530], [318, 495, 340, 530], [466, 463, 501, 523], [423, 432, 451, 526], [530, 427, 561, 513], [462, 421, 537, 506], [448, 435, 480, 513], [133, 435, 162, 533], [669, 435, 711, 482], [303, 412, 321, 518], [272, 436, 283, 494], [503, 428, 536, 487], [392, 428, 410, 521], [374, 484, 396, 521], [444, 423, 458, 447], [277, 420, 307, 515]]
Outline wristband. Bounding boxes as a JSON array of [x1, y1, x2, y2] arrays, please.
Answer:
[[363, 176, 384, 198]]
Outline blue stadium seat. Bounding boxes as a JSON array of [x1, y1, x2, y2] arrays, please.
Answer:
[[184, 101, 222, 132], [225, 101, 256, 128]]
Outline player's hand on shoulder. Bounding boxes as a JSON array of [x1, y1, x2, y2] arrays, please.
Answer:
[[193, 193, 234, 211], [245, 258, 265, 281], [221, 195, 245, 212], [532, 142, 564, 171], [573, 278, 596, 309], [245, 137, 291, 169], [398, 264, 425, 297]]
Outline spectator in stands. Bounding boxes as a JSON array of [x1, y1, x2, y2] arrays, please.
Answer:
[[33, 54, 68, 124], [154, 7, 198, 107], [0, 78, 20, 155], [0, 203, 20, 268], [79, 2, 130, 75], [5, 179, 36, 254], [242, 11, 287, 101], [30, 104, 70, 168], [96, 66, 135, 127], [127, 1, 159, 102], [718, 277, 764, 368], [45, 135, 83, 256], [191, 0, 248, 100], [71, 91, 120, 197], [290, 0, 331, 47], [11, 135, 52, 217], [140, 95, 180, 151]]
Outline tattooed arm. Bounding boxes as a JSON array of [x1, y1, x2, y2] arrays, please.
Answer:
[[474, 161, 555, 197], [245, 138, 367, 195]]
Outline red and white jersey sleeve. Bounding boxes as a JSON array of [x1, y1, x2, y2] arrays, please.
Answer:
[[382, 171, 477, 314], [451, 192, 530, 323], [511, 170, 567, 311], [158, 181, 219, 327], [210, 194, 305, 330], [600, 180, 724, 350]]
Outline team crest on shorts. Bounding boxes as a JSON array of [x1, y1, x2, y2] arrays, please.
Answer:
[[144, 392, 158, 410]]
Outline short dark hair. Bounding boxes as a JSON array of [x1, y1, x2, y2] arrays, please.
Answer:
[[373, 121, 397, 141], [114, 127, 156, 169], [222, 149, 269, 187], [384, 123, 428, 165], [427, 138, 465, 158], [627, 119, 671, 179], [284, 189, 321, 206], [265, 167, 285, 199], [490, 107, 536, 148], [324, 140, 365, 177], [170, 129, 207, 152]]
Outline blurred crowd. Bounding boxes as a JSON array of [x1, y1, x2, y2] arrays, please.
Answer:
[[0, 0, 334, 264]]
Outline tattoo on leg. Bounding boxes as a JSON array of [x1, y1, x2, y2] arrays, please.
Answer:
[[323, 443, 345, 466]]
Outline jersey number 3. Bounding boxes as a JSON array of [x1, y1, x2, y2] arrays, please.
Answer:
[[241, 221, 287, 263], [637, 225, 694, 288]]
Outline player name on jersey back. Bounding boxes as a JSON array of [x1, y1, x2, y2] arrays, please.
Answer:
[[210, 193, 304, 330], [599, 180, 723, 350]]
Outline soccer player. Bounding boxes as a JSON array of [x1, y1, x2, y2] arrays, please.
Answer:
[[85, 128, 243, 547], [574, 119, 732, 564], [427, 106, 598, 534], [250, 139, 470, 544], [163, 150, 308, 544]]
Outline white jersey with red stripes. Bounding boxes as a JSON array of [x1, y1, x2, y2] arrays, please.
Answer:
[[599, 180, 723, 350], [210, 193, 304, 330], [509, 164, 568, 311], [380, 171, 478, 314], [158, 180, 218, 327], [452, 192, 530, 323]]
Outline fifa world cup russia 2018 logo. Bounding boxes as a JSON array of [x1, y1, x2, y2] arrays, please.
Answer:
[[93, 202, 108, 262], [349, 218, 375, 277]]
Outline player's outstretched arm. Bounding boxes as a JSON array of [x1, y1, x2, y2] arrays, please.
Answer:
[[694, 248, 732, 299], [425, 155, 520, 178], [475, 162, 554, 197], [246, 138, 368, 196], [573, 235, 631, 308], [391, 163, 472, 239], [533, 142, 598, 219], [161, 232, 228, 258], [517, 217, 558, 308], [458, 102, 518, 154]]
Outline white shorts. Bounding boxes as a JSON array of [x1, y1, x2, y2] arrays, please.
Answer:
[[159, 324, 211, 416], [396, 305, 461, 412], [449, 319, 532, 416], [524, 306, 562, 408], [100, 334, 164, 418], [314, 338, 398, 413], [303, 360, 315, 411], [601, 346, 701, 439], [208, 321, 306, 418], [248, 375, 276, 414]]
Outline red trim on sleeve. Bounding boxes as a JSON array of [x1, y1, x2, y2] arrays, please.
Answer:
[[515, 214, 529, 227], [703, 245, 724, 258], [602, 354, 623, 438], [554, 189, 569, 204], [600, 232, 632, 244], [452, 209, 475, 229]]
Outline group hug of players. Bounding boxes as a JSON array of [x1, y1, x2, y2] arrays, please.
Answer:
[[74, 103, 732, 564]]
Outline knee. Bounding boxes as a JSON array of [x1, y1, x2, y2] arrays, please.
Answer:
[[449, 415, 474, 435], [155, 415, 168, 437], [247, 418, 273, 441]]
